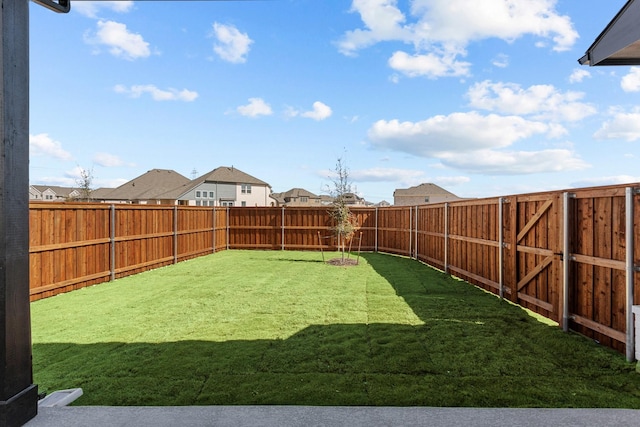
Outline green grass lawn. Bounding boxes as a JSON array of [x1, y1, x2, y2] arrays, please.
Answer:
[[31, 250, 640, 407]]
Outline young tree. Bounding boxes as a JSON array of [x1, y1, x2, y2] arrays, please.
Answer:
[[327, 157, 358, 263], [75, 167, 94, 202]]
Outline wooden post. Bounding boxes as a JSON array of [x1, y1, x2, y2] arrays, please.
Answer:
[[0, 0, 39, 425], [498, 198, 504, 299], [110, 205, 116, 281], [173, 206, 178, 264], [507, 197, 519, 303], [375, 207, 378, 252], [626, 187, 636, 362], [408, 205, 412, 258], [562, 192, 573, 332], [444, 203, 449, 274]]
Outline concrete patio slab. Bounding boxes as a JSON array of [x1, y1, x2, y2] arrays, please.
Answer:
[[24, 406, 640, 427]]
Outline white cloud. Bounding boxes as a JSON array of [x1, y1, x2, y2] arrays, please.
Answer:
[[337, 0, 413, 56], [350, 167, 427, 183], [287, 102, 333, 121], [569, 68, 591, 84], [38, 176, 76, 187], [621, 67, 640, 92], [74, 1, 133, 18], [93, 152, 129, 167], [433, 176, 471, 186], [366, 111, 588, 175], [410, 0, 578, 51], [114, 84, 198, 102], [29, 133, 73, 161], [439, 149, 589, 175], [572, 175, 640, 188], [237, 98, 273, 118], [368, 112, 552, 157], [301, 102, 333, 121], [594, 110, 640, 142], [86, 20, 151, 60], [491, 53, 509, 68], [100, 178, 128, 188], [39, 167, 87, 187], [388, 50, 471, 78], [339, 0, 578, 78], [467, 80, 596, 122], [212, 23, 253, 64], [349, 167, 470, 188]]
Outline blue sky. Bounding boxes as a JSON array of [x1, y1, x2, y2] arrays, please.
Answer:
[[29, 0, 639, 203]]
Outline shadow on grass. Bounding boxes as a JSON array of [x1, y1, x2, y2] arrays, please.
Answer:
[[34, 253, 640, 408]]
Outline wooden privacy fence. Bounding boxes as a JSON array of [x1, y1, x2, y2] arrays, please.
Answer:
[[29, 204, 227, 300], [29, 183, 640, 358]]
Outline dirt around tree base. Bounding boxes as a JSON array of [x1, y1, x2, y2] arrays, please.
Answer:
[[326, 258, 359, 266]]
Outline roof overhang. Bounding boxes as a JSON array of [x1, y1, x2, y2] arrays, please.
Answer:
[[579, 0, 640, 66]]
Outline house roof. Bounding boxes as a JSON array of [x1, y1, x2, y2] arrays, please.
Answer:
[[90, 187, 115, 199], [30, 185, 77, 197], [280, 188, 319, 199], [579, 0, 640, 66], [156, 166, 270, 200], [197, 166, 269, 186], [105, 169, 190, 201], [270, 188, 320, 205], [393, 183, 458, 197]]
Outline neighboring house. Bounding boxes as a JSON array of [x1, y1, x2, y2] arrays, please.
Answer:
[[393, 183, 462, 206], [102, 169, 191, 204], [29, 185, 80, 202], [341, 192, 367, 206], [319, 195, 334, 206], [88, 187, 115, 202], [376, 200, 392, 207], [270, 188, 322, 207], [157, 166, 272, 207]]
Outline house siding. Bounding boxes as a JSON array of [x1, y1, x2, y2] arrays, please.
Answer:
[[236, 184, 270, 207]]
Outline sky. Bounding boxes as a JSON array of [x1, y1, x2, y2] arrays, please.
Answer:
[[28, 0, 640, 203]]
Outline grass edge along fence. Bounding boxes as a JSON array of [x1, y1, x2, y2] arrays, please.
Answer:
[[29, 182, 640, 358]]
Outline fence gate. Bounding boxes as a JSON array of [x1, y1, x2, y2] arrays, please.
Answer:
[[506, 193, 562, 321]]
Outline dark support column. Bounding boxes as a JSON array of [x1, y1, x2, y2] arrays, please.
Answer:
[[0, 0, 38, 426]]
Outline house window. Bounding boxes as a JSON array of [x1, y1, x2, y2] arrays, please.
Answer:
[[209, 192, 214, 198], [196, 191, 201, 198], [424, 196, 430, 203], [241, 184, 251, 194], [300, 197, 308, 202], [196, 200, 201, 206], [241, 201, 247, 207]]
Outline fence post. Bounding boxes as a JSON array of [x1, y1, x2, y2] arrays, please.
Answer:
[[498, 198, 504, 299], [562, 192, 574, 332], [226, 207, 230, 250], [626, 187, 636, 362], [409, 206, 412, 258], [375, 207, 378, 253], [415, 205, 419, 260], [173, 206, 178, 264], [444, 203, 449, 274], [212, 207, 216, 254], [110, 204, 116, 281], [281, 206, 285, 251]]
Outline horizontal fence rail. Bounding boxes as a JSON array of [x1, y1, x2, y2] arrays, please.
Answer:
[[28, 183, 640, 357]]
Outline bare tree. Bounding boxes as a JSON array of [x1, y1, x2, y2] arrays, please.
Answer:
[[327, 157, 358, 263]]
